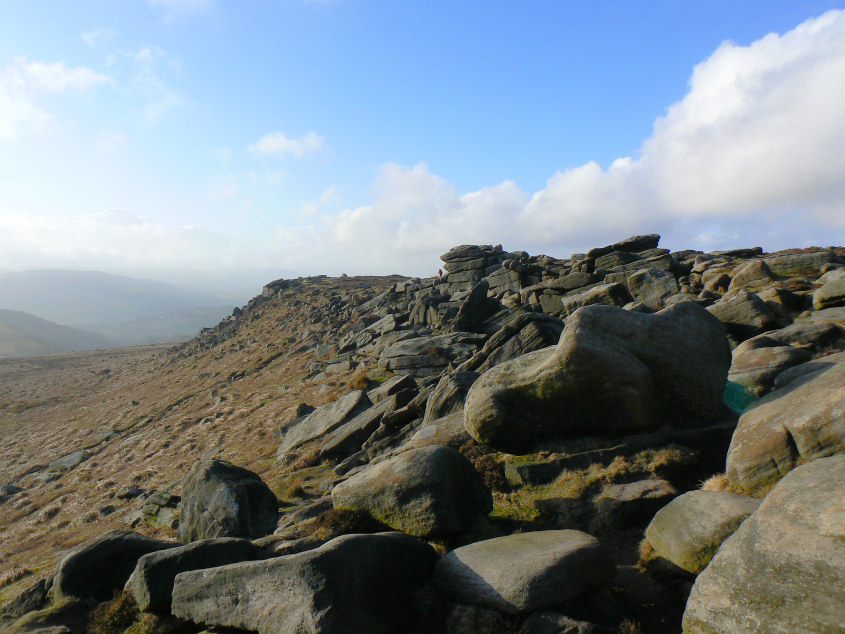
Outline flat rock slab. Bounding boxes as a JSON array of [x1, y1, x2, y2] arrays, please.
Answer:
[[592, 478, 678, 530], [172, 532, 437, 634], [645, 490, 760, 575], [728, 345, 811, 394], [726, 358, 845, 496], [683, 455, 845, 633], [433, 530, 615, 614], [50, 529, 173, 603], [126, 537, 262, 612], [332, 445, 492, 538], [278, 389, 372, 455], [403, 411, 470, 452]]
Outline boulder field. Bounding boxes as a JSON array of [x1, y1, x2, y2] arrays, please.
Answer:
[[2, 234, 844, 633]]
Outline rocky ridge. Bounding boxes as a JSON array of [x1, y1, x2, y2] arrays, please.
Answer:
[[1, 235, 844, 633]]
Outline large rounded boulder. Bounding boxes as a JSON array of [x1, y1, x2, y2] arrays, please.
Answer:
[[465, 302, 730, 453], [331, 445, 492, 538], [726, 357, 845, 496], [178, 459, 279, 543], [683, 455, 845, 632]]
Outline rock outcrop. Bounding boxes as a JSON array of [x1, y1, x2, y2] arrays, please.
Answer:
[[683, 455, 845, 633], [465, 302, 730, 452]]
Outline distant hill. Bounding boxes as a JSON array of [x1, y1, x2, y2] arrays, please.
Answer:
[[0, 270, 238, 346], [0, 309, 115, 357]]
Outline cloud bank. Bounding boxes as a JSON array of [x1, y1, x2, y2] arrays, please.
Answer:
[[2, 11, 844, 276], [0, 57, 107, 137], [249, 131, 325, 158]]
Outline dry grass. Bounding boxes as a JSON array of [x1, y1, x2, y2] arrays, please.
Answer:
[[0, 275, 401, 576], [0, 565, 31, 589], [701, 473, 729, 491], [637, 537, 654, 570], [492, 448, 692, 525], [87, 592, 140, 634], [308, 508, 389, 541], [618, 619, 645, 634]]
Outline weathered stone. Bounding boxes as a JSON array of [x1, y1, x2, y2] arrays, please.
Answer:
[[726, 358, 845, 496], [0, 578, 51, 620], [422, 371, 478, 425], [278, 390, 372, 455], [172, 532, 437, 634], [706, 289, 780, 343], [520, 611, 613, 634], [465, 302, 730, 453], [378, 332, 485, 377], [332, 446, 492, 538], [50, 530, 173, 603], [592, 478, 678, 530], [402, 411, 471, 451], [594, 251, 641, 270], [644, 490, 760, 575], [736, 320, 845, 356], [773, 350, 845, 388], [727, 345, 812, 395], [47, 450, 88, 472], [560, 283, 632, 317], [4, 598, 93, 634], [814, 277, 845, 311], [763, 250, 835, 277], [178, 459, 278, 543], [613, 234, 661, 252], [367, 373, 417, 403], [683, 455, 845, 633], [727, 259, 775, 293], [320, 390, 414, 461], [126, 537, 261, 612], [433, 530, 615, 614], [627, 268, 679, 309], [805, 306, 845, 325]]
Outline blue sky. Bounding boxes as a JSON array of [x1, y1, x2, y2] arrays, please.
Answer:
[[1, 0, 844, 279]]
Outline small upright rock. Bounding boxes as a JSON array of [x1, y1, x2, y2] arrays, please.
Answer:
[[178, 459, 278, 543]]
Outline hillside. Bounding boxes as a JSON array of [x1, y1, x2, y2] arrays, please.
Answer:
[[0, 309, 115, 358], [0, 236, 843, 633], [0, 270, 237, 346]]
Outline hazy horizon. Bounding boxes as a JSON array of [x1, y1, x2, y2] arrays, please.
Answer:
[[2, 2, 844, 278]]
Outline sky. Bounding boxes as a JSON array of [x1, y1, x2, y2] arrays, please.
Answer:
[[1, 0, 844, 280]]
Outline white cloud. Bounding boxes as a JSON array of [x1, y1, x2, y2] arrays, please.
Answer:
[[130, 47, 185, 120], [82, 28, 119, 50], [259, 10, 845, 273], [0, 57, 108, 138], [3, 11, 844, 276], [0, 209, 235, 270], [96, 130, 126, 153], [210, 147, 231, 162], [248, 131, 325, 158]]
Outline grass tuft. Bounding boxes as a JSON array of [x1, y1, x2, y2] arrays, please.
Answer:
[[88, 591, 140, 634]]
